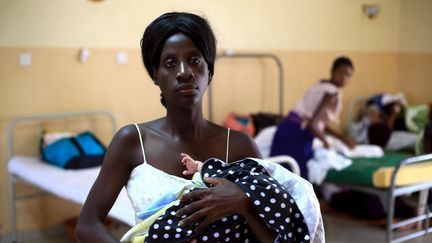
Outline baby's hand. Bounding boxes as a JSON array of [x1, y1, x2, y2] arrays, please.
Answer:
[[181, 153, 199, 175]]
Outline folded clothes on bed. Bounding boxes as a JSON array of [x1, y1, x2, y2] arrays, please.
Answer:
[[307, 148, 352, 185], [313, 136, 384, 158], [41, 131, 106, 169]]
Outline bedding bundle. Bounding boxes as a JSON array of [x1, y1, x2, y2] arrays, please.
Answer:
[[40, 131, 106, 169]]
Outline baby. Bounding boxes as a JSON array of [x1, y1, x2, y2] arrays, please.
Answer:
[[180, 153, 204, 175]]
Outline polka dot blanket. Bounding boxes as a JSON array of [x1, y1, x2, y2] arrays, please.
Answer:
[[145, 158, 310, 243]]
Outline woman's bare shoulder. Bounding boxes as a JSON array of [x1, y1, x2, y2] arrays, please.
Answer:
[[228, 129, 262, 160], [111, 124, 141, 146], [135, 118, 165, 137], [107, 121, 164, 168]]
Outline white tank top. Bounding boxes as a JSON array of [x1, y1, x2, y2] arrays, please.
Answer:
[[125, 124, 231, 223]]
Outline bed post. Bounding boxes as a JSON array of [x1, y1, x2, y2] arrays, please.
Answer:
[[208, 52, 285, 122], [8, 175, 18, 242], [7, 116, 19, 242], [386, 182, 396, 243]]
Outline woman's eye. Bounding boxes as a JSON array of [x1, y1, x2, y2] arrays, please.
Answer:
[[165, 60, 176, 68], [190, 57, 201, 64]]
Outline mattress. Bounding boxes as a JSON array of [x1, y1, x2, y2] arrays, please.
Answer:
[[325, 152, 432, 188], [8, 156, 136, 226]]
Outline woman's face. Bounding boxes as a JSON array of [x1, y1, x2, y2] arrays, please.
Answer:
[[331, 65, 353, 88], [154, 33, 210, 108]]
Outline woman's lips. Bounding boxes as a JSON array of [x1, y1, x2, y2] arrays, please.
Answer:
[[176, 84, 198, 95]]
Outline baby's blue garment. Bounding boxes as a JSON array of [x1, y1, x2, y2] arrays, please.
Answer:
[[137, 172, 206, 220]]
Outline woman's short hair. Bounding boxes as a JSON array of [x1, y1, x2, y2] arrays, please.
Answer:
[[331, 56, 354, 72], [141, 12, 217, 80]]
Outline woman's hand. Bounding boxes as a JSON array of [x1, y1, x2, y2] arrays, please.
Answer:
[[342, 137, 357, 149], [175, 177, 251, 232], [322, 139, 331, 149]]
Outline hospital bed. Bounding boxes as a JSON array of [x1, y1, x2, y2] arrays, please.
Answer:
[[208, 52, 432, 242], [208, 51, 303, 174], [7, 111, 136, 242], [256, 125, 432, 243], [343, 97, 432, 242], [325, 152, 432, 243]]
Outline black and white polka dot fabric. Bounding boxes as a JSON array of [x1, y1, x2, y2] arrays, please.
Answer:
[[145, 158, 310, 243]]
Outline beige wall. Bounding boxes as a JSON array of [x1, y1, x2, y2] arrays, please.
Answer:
[[397, 53, 432, 104], [396, 0, 432, 105], [0, 0, 400, 51], [0, 0, 431, 235], [398, 0, 432, 53]]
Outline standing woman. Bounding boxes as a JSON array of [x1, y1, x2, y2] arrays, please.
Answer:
[[76, 12, 283, 242], [270, 57, 356, 179]]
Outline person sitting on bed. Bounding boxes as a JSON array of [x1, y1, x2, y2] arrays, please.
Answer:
[[270, 56, 356, 179], [423, 103, 432, 154], [76, 12, 323, 243]]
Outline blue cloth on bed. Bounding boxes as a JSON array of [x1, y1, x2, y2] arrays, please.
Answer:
[[41, 131, 105, 169], [74, 131, 105, 155], [42, 138, 82, 168]]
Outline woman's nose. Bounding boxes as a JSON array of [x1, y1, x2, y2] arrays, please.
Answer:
[[176, 62, 194, 81]]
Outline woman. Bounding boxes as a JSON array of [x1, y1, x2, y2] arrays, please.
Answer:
[[76, 12, 318, 243], [270, 57, 355, 179]]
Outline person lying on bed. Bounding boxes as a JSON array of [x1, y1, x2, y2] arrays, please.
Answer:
[[76, 12, 323, 243], [120, 153, 311, 242], [270, 56, 356, 180], [423, 103, 432, 154]]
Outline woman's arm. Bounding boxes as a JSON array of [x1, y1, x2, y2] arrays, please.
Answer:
[[307, 93, 337, 148], [325, 125, 356, 149], [309, 93, 356, 148], [385, 102, 403, 130], [76, 125, 137, 243]]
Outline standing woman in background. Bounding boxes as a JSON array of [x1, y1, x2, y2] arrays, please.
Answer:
[[270, 56, 356, 179]]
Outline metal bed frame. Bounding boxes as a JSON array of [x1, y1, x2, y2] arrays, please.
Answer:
[[342, 97, 432, 242], [7, 110, 117, 243], [207, 52, 285, 122], [205, 51, 302, 174], [332, 154, 432, 243]]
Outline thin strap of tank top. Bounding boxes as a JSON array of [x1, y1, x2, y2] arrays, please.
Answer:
[[225, 128, 230, 163], [134, 123, 147, 163]]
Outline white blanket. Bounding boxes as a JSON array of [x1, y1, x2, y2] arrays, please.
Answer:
[[307, 148, 352, 185], [254, 158, 325, 243], [8, 156, 136, 226], [313, 136, 384, 158]]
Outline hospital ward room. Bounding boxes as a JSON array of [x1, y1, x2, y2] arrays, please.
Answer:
[[1, 0, 432, 243]]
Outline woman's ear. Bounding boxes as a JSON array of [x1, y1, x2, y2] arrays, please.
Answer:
[[208, 73, 212, 84], [152, 72, 159, 85]]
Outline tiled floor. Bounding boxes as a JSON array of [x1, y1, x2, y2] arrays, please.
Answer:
[[3, 212, 432, 243], [324, 213, 432, 243]]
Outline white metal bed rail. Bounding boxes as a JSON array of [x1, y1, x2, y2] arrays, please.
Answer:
[[207, 52, 285, 122], [7, 110, 117, 243]]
